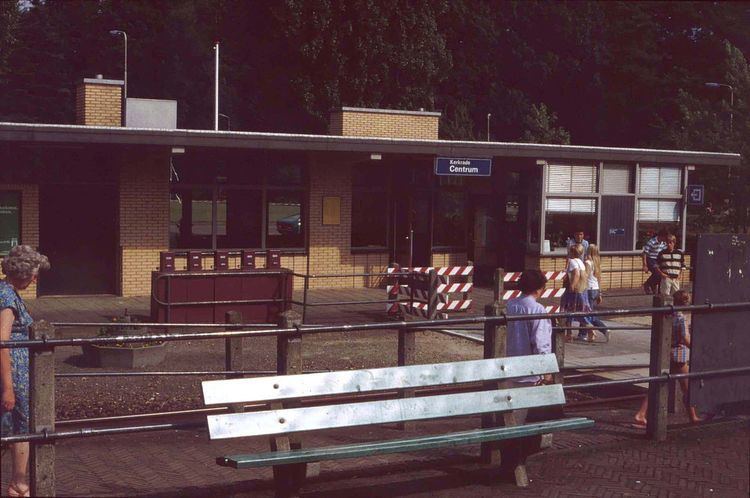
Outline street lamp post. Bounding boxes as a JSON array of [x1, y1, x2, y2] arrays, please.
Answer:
[[110, 29, 128, 122], [705, 82, 734, 133]]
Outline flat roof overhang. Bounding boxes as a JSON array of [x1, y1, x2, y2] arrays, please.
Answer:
[[0, 122, 741, 167]]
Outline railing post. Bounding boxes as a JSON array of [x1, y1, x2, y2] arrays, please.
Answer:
[[481, 272, 506, 464], [301, 273, 310, 324], [224, 311, 243, 380], [493, 267, 504, 302], [30, 320, 55, 497], [427, 268, 438, 320], [276, 310, 302, 376], [647, 295, 672, 441], [271, 310, 317, 486]]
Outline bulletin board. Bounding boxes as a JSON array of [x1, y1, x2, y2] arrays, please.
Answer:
[[0, 191, 21, 255]]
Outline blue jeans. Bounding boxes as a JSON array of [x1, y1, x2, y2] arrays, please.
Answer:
[[580, 289, 609, 337]]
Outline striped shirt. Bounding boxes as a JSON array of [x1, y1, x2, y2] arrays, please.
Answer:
[[643, 236, 666, 260], [671, 312, 689, 363], [657, 249, 684, 278]]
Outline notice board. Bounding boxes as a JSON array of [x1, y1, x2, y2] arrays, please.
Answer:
[[0, 191, 21, 255], [690, 233, 750, 413]]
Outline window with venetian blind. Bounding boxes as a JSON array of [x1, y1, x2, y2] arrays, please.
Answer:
[[544, 163, 598, 252], [636, 166, 682, 247]]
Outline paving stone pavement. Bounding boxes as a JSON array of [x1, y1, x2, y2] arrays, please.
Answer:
[[3, 407, 747, 497]]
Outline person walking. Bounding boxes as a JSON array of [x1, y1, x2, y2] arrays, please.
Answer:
[[656, 234, 685, 297], [642, 229, 668, 294], [567, 230, 590, 260], [633, 290, 703, 426], [561, 243, 592, 342], [1, 245, 50, 498], [583, 244, 609, 342]]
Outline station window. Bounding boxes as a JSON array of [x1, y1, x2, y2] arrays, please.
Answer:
[[544, 198, 597, 253], [433, 190, 467, 248], [170, 155, 306, 251], [636, 166, 682, 248], [543, 162, 598, 253], [351, 166, 389, 249]]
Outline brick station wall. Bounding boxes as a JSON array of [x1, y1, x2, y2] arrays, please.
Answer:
[[330, 109, 439, 140], [0, 184, 39, 299], [306, 158, 390, 289], [119, 151, 170, 296], [76, 82, 122, 126], [525, 254, 692, 290]]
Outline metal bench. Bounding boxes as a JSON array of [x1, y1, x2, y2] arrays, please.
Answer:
[[202, 354, 593, 496]]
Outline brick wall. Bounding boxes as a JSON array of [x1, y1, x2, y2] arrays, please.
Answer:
[[0, 184, 39, 299], [330, 108, 440, 140], [119, 151, 170, 296], [302, 157, 392, 289], [525, 254, 692, 290], [76, 79, 123, 126], [432, 252, 468, 267]]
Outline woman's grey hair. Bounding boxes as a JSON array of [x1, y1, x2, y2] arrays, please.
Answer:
[[1, 245, 50, 281]]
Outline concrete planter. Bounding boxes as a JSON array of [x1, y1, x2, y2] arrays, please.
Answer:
[[83, 341, 166, 369]]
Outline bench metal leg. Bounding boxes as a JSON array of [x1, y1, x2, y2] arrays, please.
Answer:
[[272, 463, 306, 498]]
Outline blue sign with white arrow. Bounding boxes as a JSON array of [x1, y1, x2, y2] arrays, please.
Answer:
[[434, 157, 492, 177], [687, 185, 704, 206]]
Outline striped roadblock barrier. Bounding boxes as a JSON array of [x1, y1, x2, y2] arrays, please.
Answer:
[[386, 265, 474, 318]]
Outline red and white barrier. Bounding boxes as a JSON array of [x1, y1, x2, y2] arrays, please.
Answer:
[[503, 271, 566, 283]]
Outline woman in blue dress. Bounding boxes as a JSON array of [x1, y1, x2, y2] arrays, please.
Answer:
[[1, 245, 50, 498]]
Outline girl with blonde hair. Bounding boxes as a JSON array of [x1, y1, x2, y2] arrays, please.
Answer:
[[584, 244, 609, 342], [560, 243, 592, 341]]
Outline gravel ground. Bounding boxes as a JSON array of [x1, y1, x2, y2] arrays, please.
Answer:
[[54, 329, 480, 420]]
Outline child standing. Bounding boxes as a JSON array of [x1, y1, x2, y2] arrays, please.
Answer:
[[633, 290, 702, 426], [561, 243, 591, 342], [583, 244, 609, 342]]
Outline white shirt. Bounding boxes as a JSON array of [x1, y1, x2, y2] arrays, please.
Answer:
[[585, 259, 599, 290]]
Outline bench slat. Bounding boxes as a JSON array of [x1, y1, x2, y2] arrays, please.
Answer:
[[203, 355, 559, 406], [207, 384, 565, 440], [217, 417, 594, 468]]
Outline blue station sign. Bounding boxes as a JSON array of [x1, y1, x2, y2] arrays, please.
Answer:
[[434, 157, 492, 177], [686, 184, 705, 206]]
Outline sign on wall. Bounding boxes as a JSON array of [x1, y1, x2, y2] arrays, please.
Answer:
[[686, 184, 704, 206], [434, 157, 492, 177], [0, 191, 21, 255]]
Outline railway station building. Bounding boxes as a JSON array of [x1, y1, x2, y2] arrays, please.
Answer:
[[0, 77, 741, 299]]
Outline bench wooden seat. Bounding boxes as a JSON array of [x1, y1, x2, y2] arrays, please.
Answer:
[[202, 354, 593, 496]]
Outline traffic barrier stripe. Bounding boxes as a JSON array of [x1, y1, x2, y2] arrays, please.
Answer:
[[502, 288, 565, 300], [387, 266, 474, 276], [503, 271, 565, 282]]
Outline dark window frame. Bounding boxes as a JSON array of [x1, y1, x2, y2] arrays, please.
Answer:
[[169, 161, 308, 252], [351, 166, 391, 252]]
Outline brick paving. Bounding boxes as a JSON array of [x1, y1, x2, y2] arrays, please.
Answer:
[[6, 286, 747, 497]]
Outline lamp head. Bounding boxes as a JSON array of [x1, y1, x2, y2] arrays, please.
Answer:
[[110, 29, 124, 36], [704, 82, 721, 88]]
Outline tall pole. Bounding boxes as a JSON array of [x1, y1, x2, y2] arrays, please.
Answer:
[[214, 42, 219, 131], [487, 113, 491, 141], [109, 30, 127, 124], [122, 32, 128, 104]]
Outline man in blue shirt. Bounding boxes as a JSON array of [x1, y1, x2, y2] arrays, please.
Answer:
[[642, 228, 669, 294], [566, 230, 589, 259], [505, 269, 553, 385]]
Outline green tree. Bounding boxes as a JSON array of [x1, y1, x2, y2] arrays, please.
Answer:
[[521, 103, 570, 144]]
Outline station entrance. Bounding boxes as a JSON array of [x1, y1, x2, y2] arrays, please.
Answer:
[[39, 183, 118, 295]]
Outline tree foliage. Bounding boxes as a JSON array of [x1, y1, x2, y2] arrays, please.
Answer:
[[0, 1, 748, 227]]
